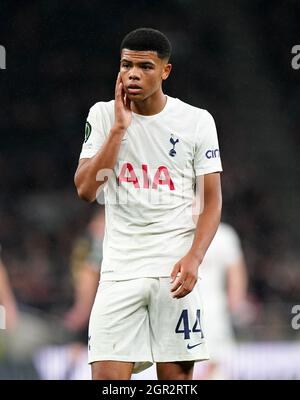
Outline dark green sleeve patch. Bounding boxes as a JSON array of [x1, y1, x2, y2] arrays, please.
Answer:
[[84, 121, 92, 143]]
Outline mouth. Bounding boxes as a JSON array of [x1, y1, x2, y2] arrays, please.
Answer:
[[127, 84, 142, 94]]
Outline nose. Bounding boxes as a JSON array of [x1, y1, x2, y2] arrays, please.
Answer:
[[128, 66, 140, 81]]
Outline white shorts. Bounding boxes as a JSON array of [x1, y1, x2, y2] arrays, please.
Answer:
[[88, 277, 209, 373]]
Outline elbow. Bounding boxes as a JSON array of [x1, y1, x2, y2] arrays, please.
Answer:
[[207, 190, 222, 214], [74, 174, 95, 203], [77, 187, 95, 203], [208, 192, 222, 224]]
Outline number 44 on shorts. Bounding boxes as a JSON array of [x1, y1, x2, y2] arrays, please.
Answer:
[[175, 309, 204, 340]]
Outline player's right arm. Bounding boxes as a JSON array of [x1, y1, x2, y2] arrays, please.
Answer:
[[74, 73, 131, 202]]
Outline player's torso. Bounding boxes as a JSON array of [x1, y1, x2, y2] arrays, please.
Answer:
[[103, 97, 198, 202], [95, 97, 216, 278], [119, 113, 195, 173]]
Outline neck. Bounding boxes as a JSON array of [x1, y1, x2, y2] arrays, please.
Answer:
[[131, 89, 167, 116]]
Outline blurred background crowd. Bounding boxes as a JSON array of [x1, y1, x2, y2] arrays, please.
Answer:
[[0, 0, 299, 379]]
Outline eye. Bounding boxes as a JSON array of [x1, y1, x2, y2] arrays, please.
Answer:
[[121, 63, 130, 69]]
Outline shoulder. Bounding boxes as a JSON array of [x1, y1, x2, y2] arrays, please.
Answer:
[[89, 99, 114, 115], [87, 100, 115, 128], [173, 97, 214, 123]]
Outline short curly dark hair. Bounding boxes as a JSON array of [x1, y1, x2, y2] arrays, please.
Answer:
[[120, 28, 172, 61]]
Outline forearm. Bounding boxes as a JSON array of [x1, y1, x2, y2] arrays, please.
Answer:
[[190, 203, 222, 262], [170, 177, 222, 299], [75, 126, 125, 202], [189, 187, 222, 263]]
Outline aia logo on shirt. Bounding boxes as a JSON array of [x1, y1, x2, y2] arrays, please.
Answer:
[[117, 163, 175, 190]]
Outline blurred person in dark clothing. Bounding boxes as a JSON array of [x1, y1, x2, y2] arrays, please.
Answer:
[[64, 207, 104, 335]]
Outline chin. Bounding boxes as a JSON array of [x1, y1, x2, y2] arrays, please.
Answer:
[[127, 93, 146, 102]]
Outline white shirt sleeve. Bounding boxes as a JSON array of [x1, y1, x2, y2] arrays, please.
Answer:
[[79, 102, 107, 159], [193, 110, 223, 176]]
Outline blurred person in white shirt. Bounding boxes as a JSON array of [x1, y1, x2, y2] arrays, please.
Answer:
[[195, 222, 250, 379]]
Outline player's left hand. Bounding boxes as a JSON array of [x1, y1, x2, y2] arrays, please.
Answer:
[[170, 251, 201, 299]]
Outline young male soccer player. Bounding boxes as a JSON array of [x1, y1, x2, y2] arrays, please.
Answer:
[[74, 28, 223, 380]]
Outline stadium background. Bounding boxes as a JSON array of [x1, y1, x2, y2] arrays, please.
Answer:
[[0, 0, 299, 379]]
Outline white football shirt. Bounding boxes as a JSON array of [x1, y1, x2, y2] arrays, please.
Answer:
[[79, 95, 222, 280]]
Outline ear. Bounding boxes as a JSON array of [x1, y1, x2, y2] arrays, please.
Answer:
[[162, 63, 172, 81]]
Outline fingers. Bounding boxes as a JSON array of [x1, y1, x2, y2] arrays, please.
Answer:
[[171, 275, 197, 299], [115, 72, 123, 100], [124, 93, 131, 110], [115, 73, 130, 111], [115, 72, 120, 97], [170, 273, 186, 293], [170, 263, 181, 283]]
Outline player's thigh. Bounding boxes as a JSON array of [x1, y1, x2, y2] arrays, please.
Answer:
[[91, 360, 134, 380], [88, 279, 152, 364]]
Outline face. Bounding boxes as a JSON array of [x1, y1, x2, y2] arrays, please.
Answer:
[[120, 49, 172, 101]]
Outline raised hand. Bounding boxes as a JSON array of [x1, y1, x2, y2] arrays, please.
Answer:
[[114, 72, 132, 131]]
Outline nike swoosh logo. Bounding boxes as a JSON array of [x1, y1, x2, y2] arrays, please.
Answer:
[[187, 342, 202, 349]]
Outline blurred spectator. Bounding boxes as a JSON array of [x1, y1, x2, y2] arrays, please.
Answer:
[[0, 249, 19, 331], [32, 207, 104, 380], [64, 206, 104, 334]]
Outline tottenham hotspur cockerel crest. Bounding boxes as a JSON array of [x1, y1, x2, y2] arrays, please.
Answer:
[[169, 134, 179, 157]]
